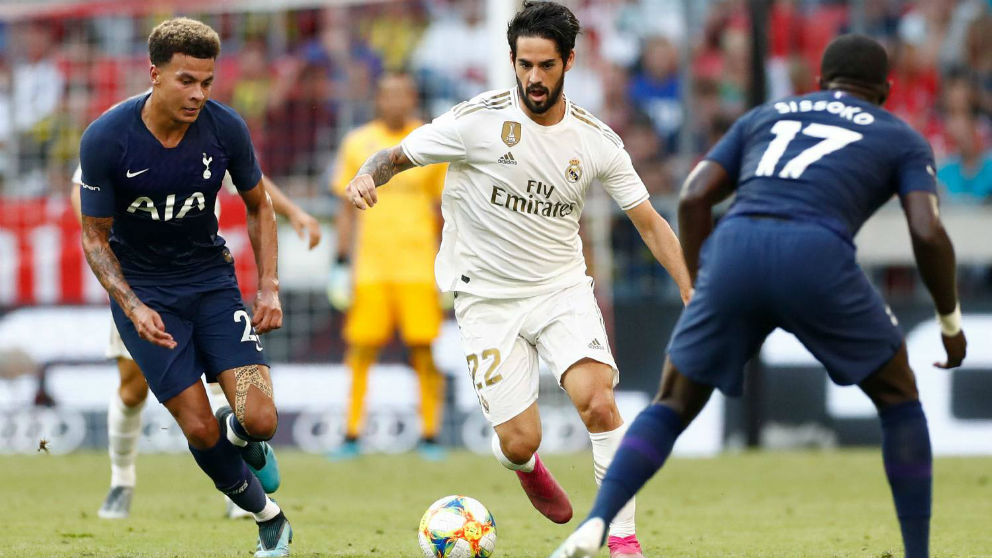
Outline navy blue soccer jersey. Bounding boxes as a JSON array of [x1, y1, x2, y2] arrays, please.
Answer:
[[79, 93, 262, 285], [706, 90, 938, 238]]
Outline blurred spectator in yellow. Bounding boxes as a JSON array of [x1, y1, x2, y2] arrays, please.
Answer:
[[365, 1, 426, 71], [327, 72, 447, 461]]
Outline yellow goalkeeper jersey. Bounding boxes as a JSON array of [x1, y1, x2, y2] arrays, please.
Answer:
[[334, 120, 446, 284]]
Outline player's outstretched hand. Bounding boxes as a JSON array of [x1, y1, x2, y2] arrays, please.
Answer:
[[934, 331, 966, 369], [290, 210, 322, 249], [346, 174, 377, 210], [130, 304, 176, 349], [252, 289, 283, 334]]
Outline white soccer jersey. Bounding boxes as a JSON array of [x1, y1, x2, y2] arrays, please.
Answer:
[[401, 88, 649, 298]]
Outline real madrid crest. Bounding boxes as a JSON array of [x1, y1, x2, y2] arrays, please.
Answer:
[[565, 158, 582, 183], [501, 121, 522, 147]]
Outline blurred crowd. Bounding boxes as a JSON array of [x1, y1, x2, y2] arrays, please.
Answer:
[[0, 0, 989, 300], [0, 0, 988, 200]]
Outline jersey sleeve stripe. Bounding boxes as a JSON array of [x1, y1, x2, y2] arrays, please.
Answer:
[[454, 100, 512, 119], [571, 109, 623, 147], [619, 192, 650, 211], [400, 142, 426, 167]]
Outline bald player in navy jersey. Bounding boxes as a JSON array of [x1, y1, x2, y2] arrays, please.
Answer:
[[79, 18, 291, 557], [552, 34, 966, 558]]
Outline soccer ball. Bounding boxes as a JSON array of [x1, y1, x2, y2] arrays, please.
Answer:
[[418, 495, 497, 558]]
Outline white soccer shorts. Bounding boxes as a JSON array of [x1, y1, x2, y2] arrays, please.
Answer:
[[105, 321, 133, 360], [453, 278, 618, 426]]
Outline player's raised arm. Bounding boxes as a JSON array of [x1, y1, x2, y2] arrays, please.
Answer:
[[901, 191, 966, 368], [240, 180, 283, 334], [625, 201, 693, 304], [345, 145, 415, 210], [263, 174, 322, 249]]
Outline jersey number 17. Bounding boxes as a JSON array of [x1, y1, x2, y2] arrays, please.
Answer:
[[755, 120, 863, 179]]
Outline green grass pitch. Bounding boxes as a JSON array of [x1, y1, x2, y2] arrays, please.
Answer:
[[2, 450, 989, 557]]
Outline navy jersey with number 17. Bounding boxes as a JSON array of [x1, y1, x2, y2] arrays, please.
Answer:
[[667, 90, 940, 396], [78, 92, 262, 286], [707, 89, 938, 238]]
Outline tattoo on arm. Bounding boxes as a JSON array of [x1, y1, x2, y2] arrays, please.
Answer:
[[233, 364, 273, 426], [357, 146, 415, 187], [81, 216, 141, 313]]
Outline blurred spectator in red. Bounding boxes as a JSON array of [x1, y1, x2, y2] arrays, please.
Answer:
[[9, 20, 64, 197], [886, 38, 940, 139], [264, 7, 381, 178]]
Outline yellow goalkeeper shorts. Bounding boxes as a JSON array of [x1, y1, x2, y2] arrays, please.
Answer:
[[344, 282, 442, 346]]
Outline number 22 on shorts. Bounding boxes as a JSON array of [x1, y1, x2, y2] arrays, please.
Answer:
[[466, 349, 502, 391]]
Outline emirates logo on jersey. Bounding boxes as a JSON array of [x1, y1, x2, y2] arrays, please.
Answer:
[[565, 159, 582, 183], [501, 121, 522, 147]]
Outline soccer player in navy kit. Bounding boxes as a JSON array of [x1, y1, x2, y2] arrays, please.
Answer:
[[79, 18, 291, 557], [552, 35, 967, 558]]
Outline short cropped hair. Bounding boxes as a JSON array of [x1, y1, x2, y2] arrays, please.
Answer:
[[507, 1, 581, 61], [820, 34, 888, 86], [148, 17, 221, 67]]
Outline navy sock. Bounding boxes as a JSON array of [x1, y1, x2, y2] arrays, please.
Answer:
[[880, 400, 932, 558], [588, 403, 684, 527], [189, 438, 267, 514]]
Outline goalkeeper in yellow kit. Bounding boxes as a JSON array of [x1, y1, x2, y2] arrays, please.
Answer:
[[328, 72, 448, 460]]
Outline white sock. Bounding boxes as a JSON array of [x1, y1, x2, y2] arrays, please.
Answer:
[[108, 392, 145, 488], [226, 415, 248, 448], [590, 423, 636, 537], [252, 497, 281, 522], [491, 432, 535, 473], [206, 382, 228, 414]]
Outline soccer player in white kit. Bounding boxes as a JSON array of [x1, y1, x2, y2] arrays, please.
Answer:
[[345, 3, 691, 557]]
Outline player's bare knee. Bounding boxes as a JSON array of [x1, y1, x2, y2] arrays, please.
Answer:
[[578, 392, 620, 432], [501, 434, 540, 464], [119, 378, 149, 408], [184, 416, 220, 449], [241, 405, 278, 440]]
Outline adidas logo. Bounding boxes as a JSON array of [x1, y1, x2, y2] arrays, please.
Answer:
[[588, 338, 604, 350], [497, 152, 517, 165]]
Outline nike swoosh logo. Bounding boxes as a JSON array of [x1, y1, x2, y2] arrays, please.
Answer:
[[126, 168, 149, 178]]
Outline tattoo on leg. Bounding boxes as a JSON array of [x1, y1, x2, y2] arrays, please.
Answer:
[[233, 365, 273, 426]]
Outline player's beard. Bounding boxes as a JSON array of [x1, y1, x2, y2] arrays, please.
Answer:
[[516, 73, 565, 115]]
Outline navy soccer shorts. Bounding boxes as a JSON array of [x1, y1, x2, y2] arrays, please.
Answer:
[[667, 216, 903, 396], [110, 271, 269, 403]]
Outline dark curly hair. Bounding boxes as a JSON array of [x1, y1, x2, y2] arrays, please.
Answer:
[[148, 17, 221, 67], [507, 1, 581, 61]]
